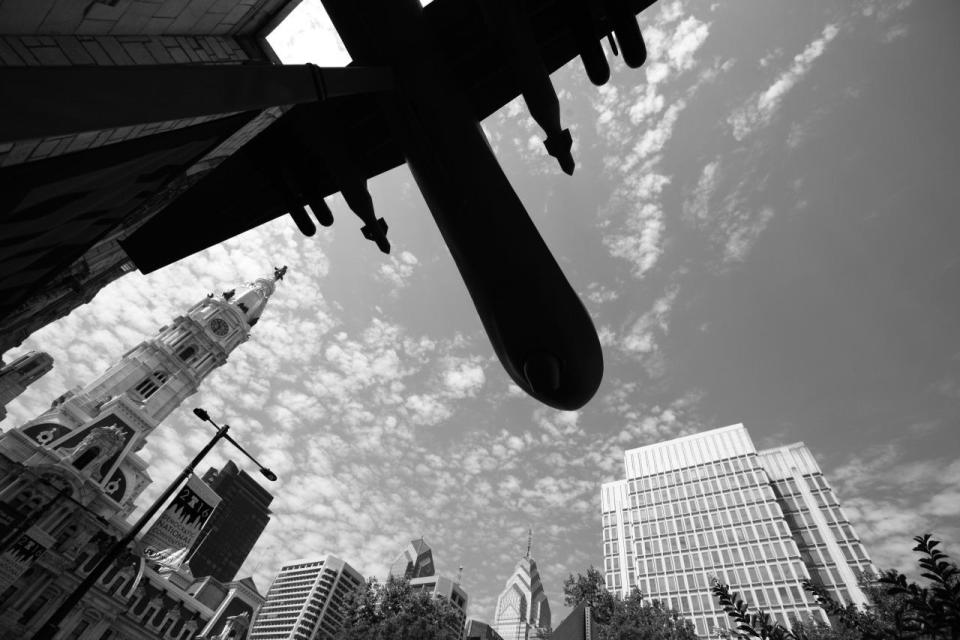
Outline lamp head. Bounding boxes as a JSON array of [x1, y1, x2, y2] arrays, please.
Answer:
[[192, 408, 210, 422], [260, 468, 278, 482]]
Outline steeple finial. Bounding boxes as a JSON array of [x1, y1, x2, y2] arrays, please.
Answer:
[[525, 527, 532, 559]]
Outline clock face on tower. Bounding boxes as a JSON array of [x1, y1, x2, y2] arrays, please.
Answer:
[[209, 318, 229, 337]]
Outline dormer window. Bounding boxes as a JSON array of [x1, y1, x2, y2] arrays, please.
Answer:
[[133, 370, 168, 400]]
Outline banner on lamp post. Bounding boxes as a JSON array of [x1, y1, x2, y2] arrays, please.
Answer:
[[139, 473, 220, 569], [0, 526, 55, 592]]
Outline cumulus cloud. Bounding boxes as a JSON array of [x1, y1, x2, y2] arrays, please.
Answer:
[[620, 284, 680, 358], [829, 442, 960, 574], [376, 251, 420, 290], [594, 4, 714, 278]]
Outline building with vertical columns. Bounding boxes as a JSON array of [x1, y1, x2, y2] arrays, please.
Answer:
[[0, 351, 54, 422], [248, 555, 364, 640], [188, 460, 275, 583], [600, 424, 874, 637], [0, 267, 285, 640], [493, 532, 552, 640]]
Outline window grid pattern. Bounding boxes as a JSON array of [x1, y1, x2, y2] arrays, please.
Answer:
[[605, 453, 825, 636], [249, 558, 363, 640], [772, 473, 873, 605]]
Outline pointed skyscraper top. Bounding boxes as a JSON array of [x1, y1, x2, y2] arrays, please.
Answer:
[[525, 528, 532, 559], [230, 266, 288, 327]]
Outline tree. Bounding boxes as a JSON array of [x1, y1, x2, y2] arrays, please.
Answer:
[[563, 566, 617, 624], [333, 575, 464, 640], [563, 568, 698, 640], [712, 533, 960, 640]]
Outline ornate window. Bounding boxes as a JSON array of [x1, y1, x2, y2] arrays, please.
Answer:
[[133, 370, 169, 400], [177, 345, 199, 364]]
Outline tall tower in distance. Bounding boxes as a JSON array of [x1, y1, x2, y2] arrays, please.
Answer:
[[189, 459, 275, 582], [601, 424, 874, 637], [0, 350, 53, 422], [493, 530, 552, 640], [389, 537, 436, 580]]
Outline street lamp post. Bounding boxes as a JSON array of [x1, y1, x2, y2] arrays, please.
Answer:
[[31, 409, 276, 640]]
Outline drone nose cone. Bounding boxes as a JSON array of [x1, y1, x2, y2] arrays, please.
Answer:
[[523, 352, 561, 394]]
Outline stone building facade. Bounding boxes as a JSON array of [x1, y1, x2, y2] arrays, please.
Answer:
[[0, 269, 284, 639]]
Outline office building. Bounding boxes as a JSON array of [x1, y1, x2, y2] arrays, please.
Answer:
[[387, 537, 468, 638], [493, 532, 552, 640], [190, 460, 274, 582], [249, 555, 364, 640], [389, 536, 436, 580], [0, 268, 283, 639], [410, 573, 469, 638], [600, 424, 874, 636]]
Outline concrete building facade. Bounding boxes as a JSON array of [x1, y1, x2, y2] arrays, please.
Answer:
[[248, 555, 364, 640], [0, 268, 283, 639], [600, 424, 874, 636]]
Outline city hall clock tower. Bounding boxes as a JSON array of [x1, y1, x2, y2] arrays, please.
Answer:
[[0, 266, 286, 533]]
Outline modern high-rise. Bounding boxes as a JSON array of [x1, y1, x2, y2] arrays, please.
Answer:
[[493, 532, 552, 640], [600, 424, 874, 637], [388, 537, 469, 638], [189, 460, 274, 582], [388, 537, 436, 580], [248, 555, 364, 640]]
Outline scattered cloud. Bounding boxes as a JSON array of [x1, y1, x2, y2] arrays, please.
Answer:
[[729, 24, 840, 140]]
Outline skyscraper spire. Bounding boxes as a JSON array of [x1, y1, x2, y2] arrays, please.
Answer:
[[525, 527, 532, 559]]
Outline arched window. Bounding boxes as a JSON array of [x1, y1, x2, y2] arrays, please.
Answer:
[[177, 345, 198, 364], [133, 370, 168, 400], [54, 523, 79, 550]]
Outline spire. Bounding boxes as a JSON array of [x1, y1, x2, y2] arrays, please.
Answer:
[[525, 528, 532, 559], [229, 265, 287, 327]]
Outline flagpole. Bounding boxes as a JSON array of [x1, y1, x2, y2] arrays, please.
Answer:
[[30, 422, 230, 640]]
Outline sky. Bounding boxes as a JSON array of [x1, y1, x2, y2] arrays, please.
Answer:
[[4, 0, 960, 627]]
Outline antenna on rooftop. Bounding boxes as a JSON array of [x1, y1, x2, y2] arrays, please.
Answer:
[[525, 527, 532, 559]]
